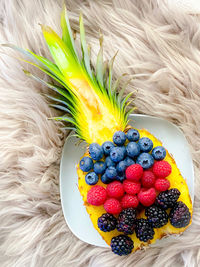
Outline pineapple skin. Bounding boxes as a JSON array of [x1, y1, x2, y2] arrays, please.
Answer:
[[77, 129, 192, 252]]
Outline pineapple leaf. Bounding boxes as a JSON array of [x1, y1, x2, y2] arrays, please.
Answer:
[[27, 50, 63, 79], [112, 73, 128, 94], [51, 116, 78, 126], [23, 70, 77, 113], [103, 60, 109, 88], [45, 94, 72, 108], [2, 44, 63, 81], [108, 51, 118, 91], [22, 58, 67, 88], [61, 126, 76, 131], [49, 104, 72, 114], [61, 6, 79, 60], [96, 34, 104, 87], [117, 77, 133, 104], [2, 43, 39, 64], [79, 13, 93, 80], [121, 92, 134, 110], [41, 25, 79, 79]]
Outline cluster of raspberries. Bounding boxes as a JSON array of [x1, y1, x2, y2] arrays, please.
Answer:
[[87, 160, 172, 213]]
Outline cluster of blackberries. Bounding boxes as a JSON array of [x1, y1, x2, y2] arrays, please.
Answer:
[[98, 188, 191, 256]]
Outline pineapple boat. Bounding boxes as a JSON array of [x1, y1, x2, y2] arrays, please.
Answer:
[[6, 7, 192, 256]]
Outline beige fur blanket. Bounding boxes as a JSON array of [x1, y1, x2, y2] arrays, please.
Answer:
[[0, 0, 200, 266]]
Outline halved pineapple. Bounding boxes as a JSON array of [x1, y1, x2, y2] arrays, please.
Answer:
[[6, 6, 192, 254], [77, 129, 192, 252]]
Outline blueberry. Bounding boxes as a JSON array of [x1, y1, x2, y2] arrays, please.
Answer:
[[101, 173, 112, 184], [136, 152, 154, 169], [105, 166, 117, 179], [138, 137, 153, 152], [105, 156, 116, 167], [121, 146, 127, 157], [116, 161, 127, 173], [89, 143, 104, 160], [116, 173, 126, 182], [79, 157, 94, 172], [127, 129, 140, 141], [110, 147, 126, 162], [102, 141, 115, 155], [85, 172, 98, 185], [126, 142, 140, 158], [124, 157, 135, 167], [113, 131, 126, 146], [94, 161, 106, 174], [152, 146, 166, 160]]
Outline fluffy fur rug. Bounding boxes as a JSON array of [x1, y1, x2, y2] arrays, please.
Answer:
[[0, 0, 200, 266]]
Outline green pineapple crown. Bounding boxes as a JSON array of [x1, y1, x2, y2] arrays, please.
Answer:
[[3, 6, 135, 144]]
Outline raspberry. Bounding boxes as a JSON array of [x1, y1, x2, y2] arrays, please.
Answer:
[[121, 194, 139, 209], [123, 180, 141, 195], [155, 178, 170, 191], [141, 171, 156, 188], [125, 164, 143, 182], [138, 188, 156, 207], [153, 160, 172, 178], [104, 198, 122, 214], [106, 181, 124, 199], [87, 185, 107, 206]]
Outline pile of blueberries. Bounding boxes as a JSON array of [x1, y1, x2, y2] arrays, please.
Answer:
[[79, 129, 166, 185]]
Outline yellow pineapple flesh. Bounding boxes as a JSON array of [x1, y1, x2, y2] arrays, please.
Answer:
[[77, 129, 192, 251]]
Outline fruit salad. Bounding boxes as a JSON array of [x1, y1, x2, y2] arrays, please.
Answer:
[[78, 129, 192, 255]]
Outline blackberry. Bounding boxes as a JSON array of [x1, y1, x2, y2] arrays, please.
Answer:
[[169, 201, 191, 228], [97, 213, 117, 232], [145, 205, 168, 228], [117, 208, 137, 235], [155, 188, 180, 210], [111, 235, 133, 256], [135, 219, 155, 242]]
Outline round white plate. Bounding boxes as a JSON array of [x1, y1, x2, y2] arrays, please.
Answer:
[[60, 114, 194, 247]]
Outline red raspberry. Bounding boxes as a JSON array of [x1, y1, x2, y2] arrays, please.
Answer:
[[155, 178, 170, 191], [125, 164, 143, 182], [87, 185, 107, 206], [141, 171, 156, 188], [106, 181, 124, 199], [138, 188, 156, 207], [104, 198, 122, 214], [153, 161, 172, 178], [123, 180, 141, 195], [121, 194, 139, 209]]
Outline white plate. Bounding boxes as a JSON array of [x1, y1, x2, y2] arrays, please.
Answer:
[[60, 114, 194, 247]]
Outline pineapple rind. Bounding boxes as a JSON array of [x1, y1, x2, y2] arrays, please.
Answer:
[[77, 129, 192, 252]]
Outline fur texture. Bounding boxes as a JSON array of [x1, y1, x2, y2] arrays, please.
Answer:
[[0, 0, 200, 266]]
